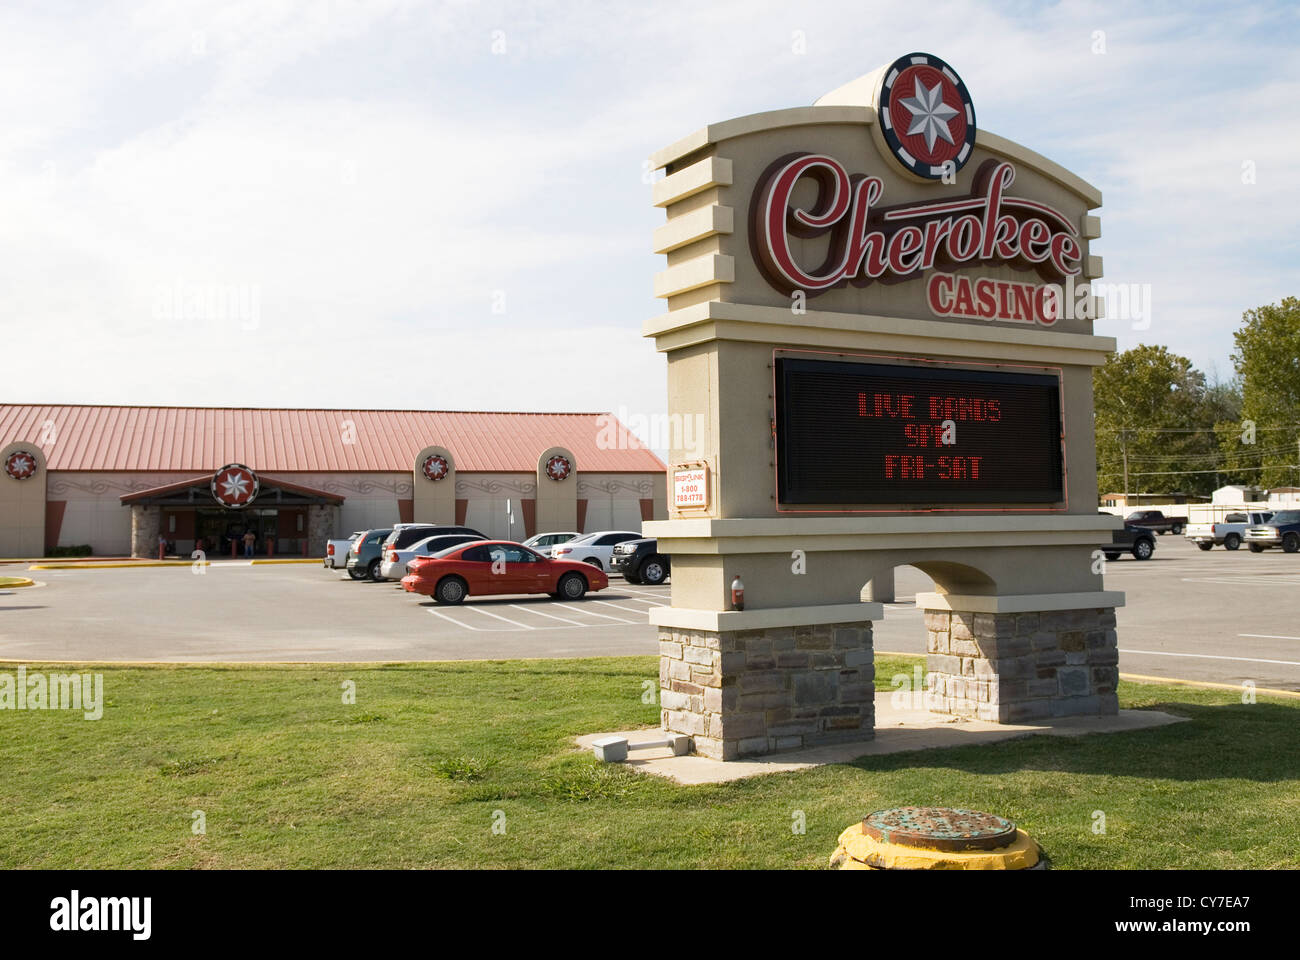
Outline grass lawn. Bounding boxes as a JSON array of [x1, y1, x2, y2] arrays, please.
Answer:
[[1, 654, 1297, 869]]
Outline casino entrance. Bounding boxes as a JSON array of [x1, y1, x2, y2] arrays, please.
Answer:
[[193, 506, 283, 558], [121, 473, 345, 558]]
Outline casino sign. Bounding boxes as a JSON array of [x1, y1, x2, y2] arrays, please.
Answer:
[[210, 463, 259, 509], [645, 54, 1121, 759]]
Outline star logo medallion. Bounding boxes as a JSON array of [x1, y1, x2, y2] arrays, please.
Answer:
[[210, 463, 259, 508], [872, 52, 977, 181]]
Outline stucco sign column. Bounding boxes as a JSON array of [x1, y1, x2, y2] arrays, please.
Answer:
[[645, 53, 1123, 760], [535, 447, 577, 533], [0, 443, 48, 558], [412, 445, 456, 525]]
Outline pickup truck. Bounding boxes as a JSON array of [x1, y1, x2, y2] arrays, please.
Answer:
[[1123, 510, 1187, 536], [1185, 511, 1274, 551], [1102, 519, 1156, 561], [323, 532, 363, 570], [1244, 510, 1300, 553]]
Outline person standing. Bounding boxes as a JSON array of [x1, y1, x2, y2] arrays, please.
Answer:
[[243, 528, 256, 558]]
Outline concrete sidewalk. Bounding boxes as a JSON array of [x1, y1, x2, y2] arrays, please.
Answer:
[[576, 693, 1185, 785]]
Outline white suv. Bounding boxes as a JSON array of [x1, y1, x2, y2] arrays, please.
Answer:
[[550, 531, 641, 572]]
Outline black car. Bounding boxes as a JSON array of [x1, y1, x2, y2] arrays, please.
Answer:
[[610, 537, 670, 585], [1102, 514, 1156, 561], [381, 523, 485, 552]]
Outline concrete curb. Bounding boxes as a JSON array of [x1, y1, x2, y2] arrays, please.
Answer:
[[877, 650, 1300, 701], [248, 558, 321, 565], [0, 576, 35, 588], [1, 557, 132, 565], [28, 560, 210, 570]]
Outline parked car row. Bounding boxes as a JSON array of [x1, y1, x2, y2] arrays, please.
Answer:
[[322, 523, 669, 604], [1103, 508, 1300, 560]]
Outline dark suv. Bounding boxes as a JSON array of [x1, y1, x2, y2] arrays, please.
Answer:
[[372, 524, 485, 581], [382, 523, 485, 552], [610, 538, 670, 585]]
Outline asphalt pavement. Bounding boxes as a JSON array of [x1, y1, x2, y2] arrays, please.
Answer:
[[3, 537, 1298, 692]]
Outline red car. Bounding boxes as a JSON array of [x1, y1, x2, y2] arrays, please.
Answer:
[[400, 540, 609, 605]]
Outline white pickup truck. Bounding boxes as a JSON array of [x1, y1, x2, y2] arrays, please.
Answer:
[[1185, 511, 1274, 551], [323, 532, 363, 569]]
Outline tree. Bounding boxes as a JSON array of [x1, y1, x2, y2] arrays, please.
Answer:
[[1231, 297, 1300, 487], [1092, 345, 1221, 497]]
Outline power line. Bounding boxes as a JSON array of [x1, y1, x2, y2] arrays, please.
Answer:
[[1098, 464, 1300, 478], [1102, 445, 1298, 464], [1095, 424, 1300, 434]]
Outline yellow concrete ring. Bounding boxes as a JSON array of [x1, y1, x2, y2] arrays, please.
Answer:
[[833, 821, 1041, 870], [0, 576, 35, 588]]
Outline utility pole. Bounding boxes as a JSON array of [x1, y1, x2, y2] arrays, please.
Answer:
[[1121, 427, 1129, 506]]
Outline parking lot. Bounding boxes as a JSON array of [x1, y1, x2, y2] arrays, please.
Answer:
[[3, 535, 1299, 691], [0, 564, 668, 662]]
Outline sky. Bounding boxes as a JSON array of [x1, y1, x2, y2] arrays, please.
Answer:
[[1, 0, 1298, 437]]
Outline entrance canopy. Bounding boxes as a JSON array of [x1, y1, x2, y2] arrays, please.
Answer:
[[120, 474, 345, 507]]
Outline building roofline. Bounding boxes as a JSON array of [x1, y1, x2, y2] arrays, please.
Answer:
[[0, 402, 618, 416]]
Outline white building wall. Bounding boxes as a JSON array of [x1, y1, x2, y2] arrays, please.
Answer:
[[457, 474, 534, 540], [46, 469, 665, 552], [49, 472, 200, 555], [577, 473, 656, 534]]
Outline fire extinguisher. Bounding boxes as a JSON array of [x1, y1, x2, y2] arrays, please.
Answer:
[[730, 574, 745, 611]]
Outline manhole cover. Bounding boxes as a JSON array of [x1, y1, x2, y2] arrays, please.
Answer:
[[861, 806, 1018, 852]]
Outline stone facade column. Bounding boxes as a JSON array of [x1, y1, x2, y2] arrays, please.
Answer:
[[307, 504, 332, 558], [129, 504, 161, 558], [924, 607, 1119, 722], [659, 620, 875, 760]]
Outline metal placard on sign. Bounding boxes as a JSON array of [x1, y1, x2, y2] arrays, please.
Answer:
[[673, 463, 709, 510]]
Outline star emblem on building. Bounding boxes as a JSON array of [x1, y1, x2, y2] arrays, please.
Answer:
[[545, 455, 571, 481], [4, 452, 36, 480], [220, 470, 251, 500], [211, 463, 258, 507], [898, 78, 959, 151]]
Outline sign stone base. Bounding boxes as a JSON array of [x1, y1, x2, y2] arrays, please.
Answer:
[[923, 607, 1120, 721], [658, 621, 875, 760]]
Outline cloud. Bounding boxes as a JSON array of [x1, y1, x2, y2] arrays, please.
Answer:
[[0, 0, 1297, 431]]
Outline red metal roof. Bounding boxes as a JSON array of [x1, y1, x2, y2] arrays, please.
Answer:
[[0, 406, 666, 474]]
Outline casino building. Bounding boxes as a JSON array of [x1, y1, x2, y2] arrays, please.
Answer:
[[0, 405, 667, 558]]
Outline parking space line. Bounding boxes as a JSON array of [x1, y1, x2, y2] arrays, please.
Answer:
[[567, 605, 639, 624], [1182, 577, 1300, 585], [1120, 648, 1300, 667], [1239, 633, 1300, 642], [464, 607, 535, 630], [426, 608, 490, 631], [594, 600, 653, 617], [509, 604, 585, 626], [614, 596, 668, 607], [616, 587, 671, 601]]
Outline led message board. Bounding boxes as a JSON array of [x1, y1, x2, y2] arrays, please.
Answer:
[[775, 356, 1064, 506]]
